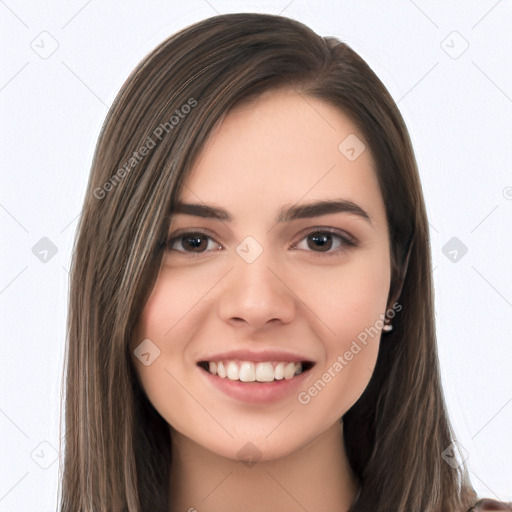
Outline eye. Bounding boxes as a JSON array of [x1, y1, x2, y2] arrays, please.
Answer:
[[292, 229, 356, 255], [164, 228, 356, 256], [165, 232, 221, 253]]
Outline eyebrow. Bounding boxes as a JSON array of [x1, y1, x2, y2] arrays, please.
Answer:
[[171, 199, 372, 225]]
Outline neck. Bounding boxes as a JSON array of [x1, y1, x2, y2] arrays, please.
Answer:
[[168, 420, 360, 512]]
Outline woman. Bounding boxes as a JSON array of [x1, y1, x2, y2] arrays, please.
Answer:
[[59, 12, 511, 512]]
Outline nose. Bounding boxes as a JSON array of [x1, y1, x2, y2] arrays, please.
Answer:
[[217, 251, 296, 330]]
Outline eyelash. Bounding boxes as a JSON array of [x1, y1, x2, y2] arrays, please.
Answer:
[[164, 228, 357, 257]]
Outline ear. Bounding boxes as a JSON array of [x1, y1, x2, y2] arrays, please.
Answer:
[[387, 231, 414, 309]]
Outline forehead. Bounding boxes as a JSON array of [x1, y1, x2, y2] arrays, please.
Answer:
[[180, 88, 385, 225]]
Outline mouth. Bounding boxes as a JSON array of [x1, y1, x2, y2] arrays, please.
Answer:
[[196, 359, 316, 403], [197, 360, 316, 383]]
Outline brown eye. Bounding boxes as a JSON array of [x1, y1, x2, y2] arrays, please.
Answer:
[[293, 229, 356, 255], [307, 232, 333, 252], [181, 234, 208, 252], [166, 232, 219, 253]]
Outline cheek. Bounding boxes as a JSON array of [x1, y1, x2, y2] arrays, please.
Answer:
[[130, 267, 220, 418], [130, 276, 188, 403], [307, 251, 391, 343], [133, 266, 212, 349], [136, 282, 169, 342], [295, 251, 390, 414], [336, 268, 390, 339]]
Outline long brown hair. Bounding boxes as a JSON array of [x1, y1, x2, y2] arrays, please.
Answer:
[[60, 12, 478, 511]]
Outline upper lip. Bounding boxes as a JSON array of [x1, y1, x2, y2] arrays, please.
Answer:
[[197, 349, 315, 363]]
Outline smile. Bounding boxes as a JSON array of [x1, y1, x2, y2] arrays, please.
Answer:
[[197, 359, 316, 403], [197, 360, 315, 382]]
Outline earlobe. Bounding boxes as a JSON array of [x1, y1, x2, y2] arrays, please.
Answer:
[[382, 317, 394, 333]]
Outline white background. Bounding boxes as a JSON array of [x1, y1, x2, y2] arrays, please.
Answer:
[[1, 1, 511, 510]]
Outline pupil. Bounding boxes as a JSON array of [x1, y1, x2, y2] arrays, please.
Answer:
[[308, 233, 332, 252], [184, 235, 206, 251]]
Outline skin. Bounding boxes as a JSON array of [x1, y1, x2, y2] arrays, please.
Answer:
[[131, 88, 392, 511]]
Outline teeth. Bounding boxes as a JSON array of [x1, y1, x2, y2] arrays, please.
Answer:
[[216, 361, 226, 378], [274, 362, 285, 381], [226, 361, 239, 380], [284, 362, 298, 380], [240, 362, 256, 382], [255, 362, 273, 382], [204, 360, 304, 382]]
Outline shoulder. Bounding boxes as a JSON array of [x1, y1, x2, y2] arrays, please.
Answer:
[[466, 498, 512, 511]]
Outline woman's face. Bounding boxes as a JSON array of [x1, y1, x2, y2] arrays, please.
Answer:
[[132, 88, 391, 462]]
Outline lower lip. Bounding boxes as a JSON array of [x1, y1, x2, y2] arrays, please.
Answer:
[[198, 365, 313, 404]]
